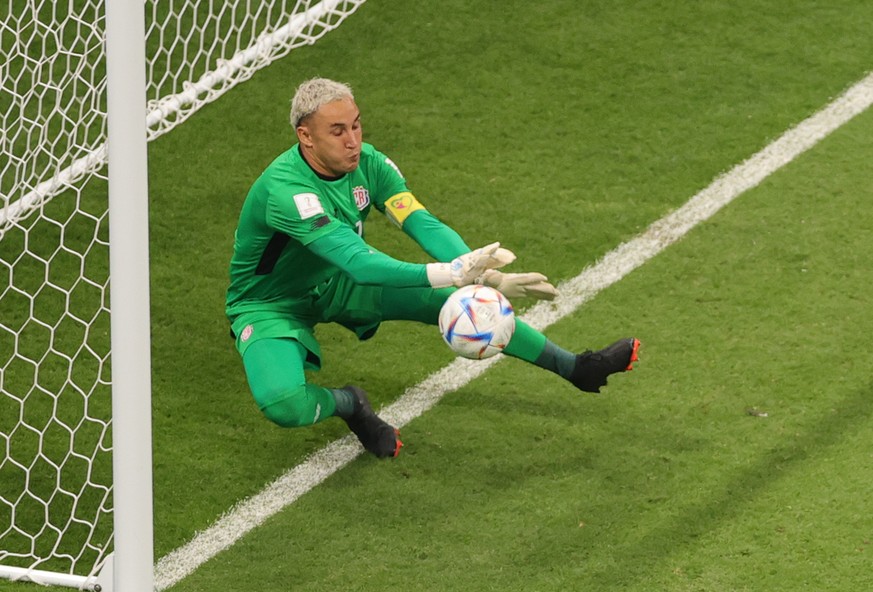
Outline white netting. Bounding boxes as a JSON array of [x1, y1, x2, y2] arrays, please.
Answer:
[[0, 0, 366, 585]]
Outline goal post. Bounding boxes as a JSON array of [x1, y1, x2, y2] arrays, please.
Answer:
[[0, 1, 368, 589], [104, 0, 154, 589]]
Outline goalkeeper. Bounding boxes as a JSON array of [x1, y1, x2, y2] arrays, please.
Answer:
[[225, 78, 640, 459]]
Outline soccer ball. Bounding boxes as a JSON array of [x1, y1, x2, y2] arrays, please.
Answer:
[[438, 284, 515, 359]]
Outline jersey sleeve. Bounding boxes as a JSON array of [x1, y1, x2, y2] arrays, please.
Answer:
[[361, 146, 470, 260], [401, 209, 470, 261], [308, 225, 429, 287]]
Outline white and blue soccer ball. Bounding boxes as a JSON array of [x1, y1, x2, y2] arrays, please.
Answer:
[[438, 284, 515, 360]]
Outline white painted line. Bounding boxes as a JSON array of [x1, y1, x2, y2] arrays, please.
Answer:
[[154, 71, 873, 591]]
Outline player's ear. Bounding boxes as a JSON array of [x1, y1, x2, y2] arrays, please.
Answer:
[[295, 124, 312, 147]]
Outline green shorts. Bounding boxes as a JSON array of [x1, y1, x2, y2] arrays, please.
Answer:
[[229, 273, 383, 370]]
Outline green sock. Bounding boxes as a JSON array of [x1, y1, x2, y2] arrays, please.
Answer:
[[330, 387, 357, 419], [533, 340, 577, 379], [504, 319, 576, 379]]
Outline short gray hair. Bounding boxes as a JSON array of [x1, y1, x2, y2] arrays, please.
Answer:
[[290, 78, 355, 127]]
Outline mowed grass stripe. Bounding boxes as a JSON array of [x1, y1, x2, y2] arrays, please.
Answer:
[[153, 71, 873, 591]]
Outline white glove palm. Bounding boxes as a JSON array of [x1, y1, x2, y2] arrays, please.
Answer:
[[426, 242, 515, 288], [478, 269, 558, 301]]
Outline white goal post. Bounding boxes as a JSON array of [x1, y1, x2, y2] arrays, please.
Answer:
[[0, 1, 367, 589]]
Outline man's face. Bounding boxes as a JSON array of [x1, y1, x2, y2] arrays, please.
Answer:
[[297, 97, 362, 177]]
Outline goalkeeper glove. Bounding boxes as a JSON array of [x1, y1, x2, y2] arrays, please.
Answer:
[[477, 269, 558, 301], [426, 242, 515, 288]]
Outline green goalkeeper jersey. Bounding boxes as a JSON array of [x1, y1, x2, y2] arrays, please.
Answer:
[[226, 142, 430, 319]]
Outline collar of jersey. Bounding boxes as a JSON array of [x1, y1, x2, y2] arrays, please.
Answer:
[[297, 144, 346, 182]]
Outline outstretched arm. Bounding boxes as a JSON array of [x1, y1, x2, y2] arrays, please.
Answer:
[[308, 225, 511, 289], [395, 204, 558, 300], [401, 208, 470, 261], [307, 225, 428, 287]]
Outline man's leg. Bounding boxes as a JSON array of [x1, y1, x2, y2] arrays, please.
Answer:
[[242, 338, 401, 457], [243, 338, 337, 426], [381, 286, 639, 392]]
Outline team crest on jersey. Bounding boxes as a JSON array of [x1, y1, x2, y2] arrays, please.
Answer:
[[352, 185, 370, 210]]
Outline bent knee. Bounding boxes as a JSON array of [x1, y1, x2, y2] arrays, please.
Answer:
[[260, 385, 324, 428]]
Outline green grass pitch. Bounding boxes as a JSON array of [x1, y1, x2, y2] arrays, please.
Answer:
[[3, 0, 873, 590]]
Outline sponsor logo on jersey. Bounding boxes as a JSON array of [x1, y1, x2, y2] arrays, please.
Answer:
[[240, 324, 254, 342], [384, 157, 404, 179], [353, 185, 370, 210], [293, 192, 324, 219]]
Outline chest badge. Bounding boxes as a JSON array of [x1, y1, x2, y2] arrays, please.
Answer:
[[353, 185, 370, 210]]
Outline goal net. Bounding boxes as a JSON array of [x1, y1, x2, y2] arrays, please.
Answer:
[[0, 0, 366, 588]]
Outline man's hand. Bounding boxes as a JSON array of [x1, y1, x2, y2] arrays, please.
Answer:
[[426, 242, 515, 288], [477, 269, 558, 301]]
